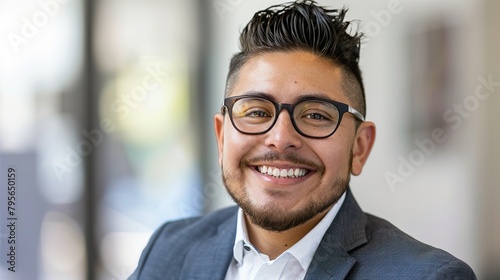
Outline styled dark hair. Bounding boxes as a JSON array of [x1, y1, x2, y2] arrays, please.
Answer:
[[225, 0, 366, 116]]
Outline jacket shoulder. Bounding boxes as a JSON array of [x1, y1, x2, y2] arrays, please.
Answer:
[[157, 205, 237, 237], [130, 206, 238, 279], [349, 213, 476, 279]]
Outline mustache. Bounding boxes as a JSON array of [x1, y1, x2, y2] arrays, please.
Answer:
[[245, 152, 323, 171]]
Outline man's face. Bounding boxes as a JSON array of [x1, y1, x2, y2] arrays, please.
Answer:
[[214, 51, 368, 232]]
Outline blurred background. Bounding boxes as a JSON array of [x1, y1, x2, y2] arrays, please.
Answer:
[[0, 0, 498, 279]]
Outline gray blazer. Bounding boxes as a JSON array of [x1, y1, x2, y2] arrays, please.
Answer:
[[130, 189, 476, 279]]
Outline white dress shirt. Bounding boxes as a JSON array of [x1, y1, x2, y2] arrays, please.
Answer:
[[224, 192, 346, 280]]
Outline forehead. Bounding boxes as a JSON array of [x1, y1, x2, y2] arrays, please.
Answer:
[[230, 51, 348, 103]]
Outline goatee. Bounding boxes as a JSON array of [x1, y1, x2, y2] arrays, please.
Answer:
[[221, 153, 352, 232]]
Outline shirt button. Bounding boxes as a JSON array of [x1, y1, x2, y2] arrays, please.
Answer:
[[243, 245, 251, 251]]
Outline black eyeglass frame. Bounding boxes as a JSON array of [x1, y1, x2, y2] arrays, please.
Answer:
[[221, 95, 365, 139]]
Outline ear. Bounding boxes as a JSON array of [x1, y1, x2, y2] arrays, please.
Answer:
[[351, 121, 376, 176], [214, 113, 225, 166]]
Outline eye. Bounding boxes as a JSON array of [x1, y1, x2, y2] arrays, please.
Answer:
[[245, 110, 271, 118], [302, 112, 332, 121], [305, 113, 328, 120]]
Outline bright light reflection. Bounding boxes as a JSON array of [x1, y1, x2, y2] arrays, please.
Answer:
[[100, 232, 152, 279], [40, 211, 86, 280], [37, 116, 84, 204]]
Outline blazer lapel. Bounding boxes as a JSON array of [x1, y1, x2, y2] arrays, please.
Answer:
[[177, 189, 366, 280], [180, 209, 237, 280], [304, 188, 367, 280]]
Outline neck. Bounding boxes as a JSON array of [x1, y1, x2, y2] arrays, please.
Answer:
[[244, 206, 332, 260]]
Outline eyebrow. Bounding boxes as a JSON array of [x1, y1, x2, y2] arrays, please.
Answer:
[[297, 93, 333, 101], [238, 91, 276, 101], [238, 91, 335, 103]]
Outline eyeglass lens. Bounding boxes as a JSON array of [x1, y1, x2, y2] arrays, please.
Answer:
[[230, 97, 340, 137]]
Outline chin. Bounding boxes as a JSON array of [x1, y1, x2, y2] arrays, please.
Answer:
[[222, 163, 350, 232]]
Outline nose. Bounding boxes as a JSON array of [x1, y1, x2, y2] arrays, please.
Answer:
[[264, 110, 302, 151]]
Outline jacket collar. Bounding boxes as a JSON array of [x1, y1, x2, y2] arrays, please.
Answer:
[[181, 209, 238, 280], [304, 188, 367, 280], [181, 187, 366, 280]]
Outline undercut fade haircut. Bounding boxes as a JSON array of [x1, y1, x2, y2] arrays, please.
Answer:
[[225, 0, 366, 116]]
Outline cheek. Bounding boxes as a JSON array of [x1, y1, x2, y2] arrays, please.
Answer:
[[222, 125, 255, 166], [322, 151, 347, 172], [316, 140, 353, 175]]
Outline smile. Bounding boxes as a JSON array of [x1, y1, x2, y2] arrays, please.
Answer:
[[257, 165, 309, 178]]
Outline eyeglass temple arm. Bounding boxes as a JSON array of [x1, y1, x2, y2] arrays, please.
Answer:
[[348, 106, 365, 122]]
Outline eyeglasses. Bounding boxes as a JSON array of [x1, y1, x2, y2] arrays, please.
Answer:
[[221, 95, 365, 139]]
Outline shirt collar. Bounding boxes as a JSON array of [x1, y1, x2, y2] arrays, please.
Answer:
[[231, 191, 346, 270], [232, 208, 250, 265], [287, 192, 346, 270]]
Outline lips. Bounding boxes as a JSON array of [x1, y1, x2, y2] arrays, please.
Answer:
[[257, 165, 309, 178]]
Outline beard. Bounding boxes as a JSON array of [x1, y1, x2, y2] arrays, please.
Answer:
[[221, 152, 352, 232]]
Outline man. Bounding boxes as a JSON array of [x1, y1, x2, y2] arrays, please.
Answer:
[[130, 1, 476, 279]]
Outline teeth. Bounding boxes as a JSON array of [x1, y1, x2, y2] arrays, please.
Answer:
[[257, 166, 308, 178], [273, 169, 280, 177], [261, 166, 267, 174]]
